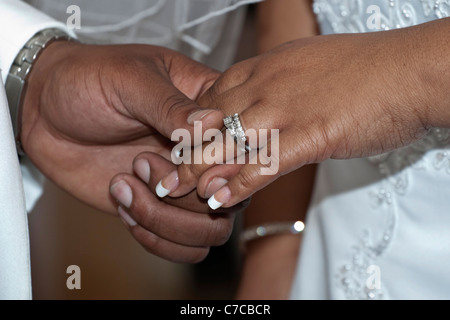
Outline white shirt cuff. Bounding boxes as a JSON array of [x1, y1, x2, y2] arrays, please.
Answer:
[[0, 0, 76, 83], [20, 156, 46, 213]]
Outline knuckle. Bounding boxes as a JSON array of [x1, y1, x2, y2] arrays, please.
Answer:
[[196, 221, 216, 245], [140, 205, 163, 232], [203, 81, 220, 103], [221, 61, 251, 86], [178, 163, 201, 184], [157, 94, 191, 132], [235, 169, 257, 194], [203, 61, 252, 103], [203, 219, 232, 246], [136, 228, 162, 253], [214, 219, 234, 246]]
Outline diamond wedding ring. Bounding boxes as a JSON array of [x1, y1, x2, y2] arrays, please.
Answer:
[[223, 113, 251, 152]]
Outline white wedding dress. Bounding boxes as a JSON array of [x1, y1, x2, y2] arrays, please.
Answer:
[[290, 0, 450, 299]]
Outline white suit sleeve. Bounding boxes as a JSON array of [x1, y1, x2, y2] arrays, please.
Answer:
[[0, 0, 76, 83], [0, 0, 76, 211]]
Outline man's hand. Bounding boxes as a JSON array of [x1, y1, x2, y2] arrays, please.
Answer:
[[109, 152, 249, 263], [20, 41, 224, 214]]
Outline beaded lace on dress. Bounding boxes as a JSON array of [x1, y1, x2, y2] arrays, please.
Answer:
[[312, 0, 450, 299]]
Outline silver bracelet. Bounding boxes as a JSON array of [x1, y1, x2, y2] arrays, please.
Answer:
[[5, 28, 74, 156], [239, 220, 305, 250]]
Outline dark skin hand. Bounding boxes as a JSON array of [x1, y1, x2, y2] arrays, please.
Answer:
[[20, 40, 245, 262], [157, 18, 450, 209], [110, 152, 248, 263]]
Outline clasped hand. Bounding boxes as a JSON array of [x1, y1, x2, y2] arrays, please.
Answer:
[[22, 22, 444, 263], [21, 41, 248, 263], [156, 26, 439, 211]]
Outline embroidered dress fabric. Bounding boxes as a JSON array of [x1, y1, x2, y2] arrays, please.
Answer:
[[290, 0, 450, 300]]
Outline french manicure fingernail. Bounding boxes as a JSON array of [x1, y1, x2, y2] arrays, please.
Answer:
[[110, 180, 133, 208], [205, 177, 228, 198], [118, 206, 137, 227], [208, 186, 231, 210], [187, 109, 214, 125], [134, 159, 151, 184], [156, 170, 179, 198], [208, 195, 223, 210]]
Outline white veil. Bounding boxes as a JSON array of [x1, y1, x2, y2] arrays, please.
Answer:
[[26, 0, 262, 70]]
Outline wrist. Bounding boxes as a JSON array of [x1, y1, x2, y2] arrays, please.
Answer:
[[20, 40, 79, 152], [239, 220, 304, 252], [399, 18, 450, 129], [236, 233, 302, 299], [5, 28, 76, 155]]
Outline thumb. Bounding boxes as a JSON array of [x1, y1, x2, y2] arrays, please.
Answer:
[[128, 76, 225, 146], [118, 53, 225, 144]]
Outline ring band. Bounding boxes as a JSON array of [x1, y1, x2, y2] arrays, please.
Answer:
[[232, 113, 248, 152], [223, 115, 235, 136], [223, 113, 251, 152]]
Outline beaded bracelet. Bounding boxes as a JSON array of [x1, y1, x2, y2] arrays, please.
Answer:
[[239, 220, 305, 251]]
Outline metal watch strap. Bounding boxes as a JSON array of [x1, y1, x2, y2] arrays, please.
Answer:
[[5, 28, 74, 156]]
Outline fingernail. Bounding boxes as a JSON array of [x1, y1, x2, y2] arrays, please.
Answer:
[[134, 159, 151, 184], [110, 180, 133, 208], [205, 177, 228, 198], [187, 109, 214, 125], [118, 206, 137, 227], [208, 186, 231, 210], [156, 170, 179, 198]]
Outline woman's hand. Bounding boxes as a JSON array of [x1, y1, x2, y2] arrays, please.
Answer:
[[155, 19, 449, 208]]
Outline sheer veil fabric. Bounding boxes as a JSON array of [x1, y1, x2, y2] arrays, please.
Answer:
[[26, 0, 262, 71]]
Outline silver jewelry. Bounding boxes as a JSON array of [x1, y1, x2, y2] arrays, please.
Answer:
[[223, 115, 236, 136], [5, 28, 75, 155], [239, 220, 305, 251], [232, 113, 248, 152], [223, 113, 251, 152]]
